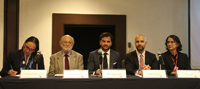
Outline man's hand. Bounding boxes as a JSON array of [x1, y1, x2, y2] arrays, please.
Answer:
[[8, 69, 18, 76], [143, 65, 151, 70], [137, 65, 151, 75], [170, 71, 176, 75], [95, 69, 102, 75], [138, 70, 142, 75]]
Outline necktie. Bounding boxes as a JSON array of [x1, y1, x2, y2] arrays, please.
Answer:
[[103, 53, 108, 69], [65, 54, 70, 69], [140, 54, 144, 70]]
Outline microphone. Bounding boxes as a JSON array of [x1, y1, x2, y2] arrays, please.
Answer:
[[33, 51, 41, 70], [98, 49, 103, 75], [33, 51, 41, 63], [98, 49, 103, 64], [157, 52, 165, 65]]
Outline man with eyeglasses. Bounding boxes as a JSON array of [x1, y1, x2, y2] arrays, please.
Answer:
[[48, 35, 84, 75]]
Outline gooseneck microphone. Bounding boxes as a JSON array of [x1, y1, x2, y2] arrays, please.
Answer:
[[157, 52, 165, 70], [33, 51, 41, 70], [157, 52, 165, 65], [98, 49, 103, 75]]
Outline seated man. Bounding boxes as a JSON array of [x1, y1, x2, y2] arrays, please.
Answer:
[[87, 32, 122, 75], [125, 34, 158, 75], [48, 35, 84, 75]]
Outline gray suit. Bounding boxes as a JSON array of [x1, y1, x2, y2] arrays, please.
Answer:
[[87, 49, 122, 74], [48, 50, 84, 75]]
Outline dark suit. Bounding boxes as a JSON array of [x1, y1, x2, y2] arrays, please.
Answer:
[[125, 50, 158, 75], [0, 50, 45, 77], [162, 51, 191, 75], [87, 49, 122, 74]]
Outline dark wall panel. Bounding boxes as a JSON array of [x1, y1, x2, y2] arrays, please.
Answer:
[[52, 14, 126, 69], [3, 0, 19, 64]]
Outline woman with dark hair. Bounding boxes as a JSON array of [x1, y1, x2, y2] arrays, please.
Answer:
[[162, 35, 191, 75], [0, 36, 44, 77]]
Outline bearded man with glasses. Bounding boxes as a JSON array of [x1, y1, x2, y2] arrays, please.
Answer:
[[48, 35, 84, 75]]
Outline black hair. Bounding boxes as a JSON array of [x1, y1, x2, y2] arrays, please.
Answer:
[[165, 35, 182, 52], [99, 32, 113, 42], [21, 36, 40, 56]]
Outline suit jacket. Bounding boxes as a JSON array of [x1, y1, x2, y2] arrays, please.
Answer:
[[162, 51, 191, 75], [0, 50, 45, 77], [125, 50, 158, 75], [87, 49, 122, 74], [48, 50, 84, 75]]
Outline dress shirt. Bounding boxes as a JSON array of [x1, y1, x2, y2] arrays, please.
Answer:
[[102, 49, 110, 69]]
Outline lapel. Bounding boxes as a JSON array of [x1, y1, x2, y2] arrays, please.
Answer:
[[17, 50, 23, 69], [166, 52, 174, 69], [177, 52, 182, 67], [110, 49, 114, 69], [145, 51, 149, 65], [57, 51, 63, 72], [69, 50, 75, 69], [132, 51, 139, 68]]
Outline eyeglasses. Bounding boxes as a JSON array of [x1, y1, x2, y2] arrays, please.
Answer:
[[62, 41, 73, 44], [24, 45, 35, 52]]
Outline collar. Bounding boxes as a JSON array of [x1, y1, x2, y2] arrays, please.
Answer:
[[62, 50, 71, 57], [101, 48, 110, 55], [136, 49, 145, 56]]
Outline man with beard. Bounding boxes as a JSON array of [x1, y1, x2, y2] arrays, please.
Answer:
[[125, 34, 158, 75], [87, 32, 122, 75], [48, 35, 84, 75]]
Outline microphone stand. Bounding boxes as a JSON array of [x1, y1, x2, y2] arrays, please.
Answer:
[[97, 56, 103, 77], [160, 64, 162, 70], [97, 64, 102, 77], [36, 63, 38, 70]]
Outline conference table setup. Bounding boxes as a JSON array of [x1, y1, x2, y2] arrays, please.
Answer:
[[1, 69, 200, 89]]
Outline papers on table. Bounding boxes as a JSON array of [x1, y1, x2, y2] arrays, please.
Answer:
[[54, 74, 63, 77]]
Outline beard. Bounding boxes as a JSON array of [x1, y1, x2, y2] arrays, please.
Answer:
[[136, 46, 145, 51], [101, 45, 110, 51], [62, 45, 73, 52]]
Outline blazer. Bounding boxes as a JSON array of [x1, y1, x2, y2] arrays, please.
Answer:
[[87, 49, 122, 74], [0, 50, 45, 77], [162, 51, 191, 75], [48, 50, 84, 75], [125, 50, 158, 75]]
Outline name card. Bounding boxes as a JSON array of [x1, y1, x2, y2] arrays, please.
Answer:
[[142, 70, 167, 78], [102, 69, 126, 78], [176, 70, 200, 78], [20, 70, 47, 79], [63, 70, 88, 78]]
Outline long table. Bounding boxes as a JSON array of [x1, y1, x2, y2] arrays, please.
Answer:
[[0, 75, 200, 89]]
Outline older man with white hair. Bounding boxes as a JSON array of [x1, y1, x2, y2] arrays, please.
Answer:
[[48, 35, 84, 75]]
